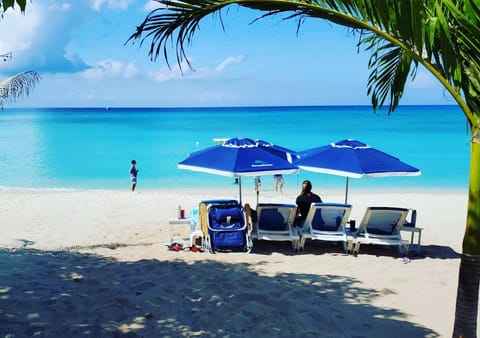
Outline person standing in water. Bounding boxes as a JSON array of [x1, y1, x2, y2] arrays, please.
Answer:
[[129, 160, 139, 192], [254, 176, 262, 191], [274, 174, 284, 193]]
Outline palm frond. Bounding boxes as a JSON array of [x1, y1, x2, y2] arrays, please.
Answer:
[[1, 0, 27, 15], [126, 1, 229, 70], [0, 71, 41, 106], [433, 0, 480, 119], [126, 0, 384, 69], [364, 37, 413, 112]]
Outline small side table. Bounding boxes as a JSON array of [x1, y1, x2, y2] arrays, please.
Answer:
[[401, 226, 424, 251], [168, 217, 191, 225], [168, 217, 192, 246]]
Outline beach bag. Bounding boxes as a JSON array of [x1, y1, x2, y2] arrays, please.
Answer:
[[208, 206, 246, 250]]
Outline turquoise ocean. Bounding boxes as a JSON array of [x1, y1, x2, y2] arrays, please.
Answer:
[[0, 105, 470, 192]]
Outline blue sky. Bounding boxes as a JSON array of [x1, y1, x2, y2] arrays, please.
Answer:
[[0, 0, 454, 108]]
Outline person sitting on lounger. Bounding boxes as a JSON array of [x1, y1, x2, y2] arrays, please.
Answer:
[[295, 180, 322, 227]]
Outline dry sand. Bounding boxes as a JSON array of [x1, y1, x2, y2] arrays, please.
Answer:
[[0, 187, 474, 337]]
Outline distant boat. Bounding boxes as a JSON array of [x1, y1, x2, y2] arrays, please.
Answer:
[[105, 107, 110, 111]]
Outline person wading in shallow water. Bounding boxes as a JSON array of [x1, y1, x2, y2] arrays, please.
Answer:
[[129, 160, 139, 192], [274, 174, 284, 193]]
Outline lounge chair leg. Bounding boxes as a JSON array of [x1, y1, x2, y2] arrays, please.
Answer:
[[300, 237, 306, 251], [292, 239, 298, 252], [245, 236, 253, 253], [346, 239, 353, 253], [354, 241, 361, 255]]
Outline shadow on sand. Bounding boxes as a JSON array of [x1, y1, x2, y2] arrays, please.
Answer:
[[0, 247, 440, 337], [251, 239, 460, 261]]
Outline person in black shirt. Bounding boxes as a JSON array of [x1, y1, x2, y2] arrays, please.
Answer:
[[295, 180, 322, 226]]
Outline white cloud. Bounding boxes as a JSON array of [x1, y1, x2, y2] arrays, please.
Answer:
[[146, 61, 192, 81], [91, 0, 133, 11], [215, 55, 243, 73], [83, 59, 139, 79], [146, 55, 244, 82], [0, 3, 41, 53], [124, 63, 139, 78], [49, 3, 71, 11], [144, 1, 164, 12], [0, 1, 92, 73]]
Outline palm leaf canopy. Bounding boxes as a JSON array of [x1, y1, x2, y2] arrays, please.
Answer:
[[128, 0, 480, 120], [0, 71, 41, 106], [1, 0, 28, 15]]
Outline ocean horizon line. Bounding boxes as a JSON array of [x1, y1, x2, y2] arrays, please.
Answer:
[[6, 104, 460, 111]]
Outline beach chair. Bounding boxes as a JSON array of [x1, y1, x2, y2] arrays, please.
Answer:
[[199, 199, 253, 253], [298, 202, 353, 252], [246, 203, 299, 251], [351, 206, 410, 255]]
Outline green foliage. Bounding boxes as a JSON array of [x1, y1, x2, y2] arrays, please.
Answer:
[[442, 0, 480, 118], [0, 1, 40, 107], [0, 0, 27, 14]]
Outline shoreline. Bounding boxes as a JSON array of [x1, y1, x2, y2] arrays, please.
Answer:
[[0, 184, 469, 193]]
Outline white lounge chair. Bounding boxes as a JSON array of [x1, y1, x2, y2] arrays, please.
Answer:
[[246, 203, 299, 251], [298, 202, 353, 251], [351, 206, 410, 255]]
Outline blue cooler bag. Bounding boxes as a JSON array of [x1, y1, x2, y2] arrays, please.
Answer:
[[209, 206, 246, 251]]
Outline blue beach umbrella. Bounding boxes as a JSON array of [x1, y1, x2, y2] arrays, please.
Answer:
[[178, 137, 299, 203], [255, 139, 300, 163], [295, 139, 421, 203]]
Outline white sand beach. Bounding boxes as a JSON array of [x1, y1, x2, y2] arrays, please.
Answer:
[[0, 187, 474, 337]]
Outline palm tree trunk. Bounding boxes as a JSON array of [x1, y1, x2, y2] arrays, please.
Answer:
[[453, 131, 480, 337], [454, 255, 480, 337]]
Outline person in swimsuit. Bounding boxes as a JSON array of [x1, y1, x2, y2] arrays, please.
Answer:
[[129, 160, 139, 192], [274, 174, 284, 193]]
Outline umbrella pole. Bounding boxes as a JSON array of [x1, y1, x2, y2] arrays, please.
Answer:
[[345, 177, 349, 204], [238, 177, 242, 205]]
